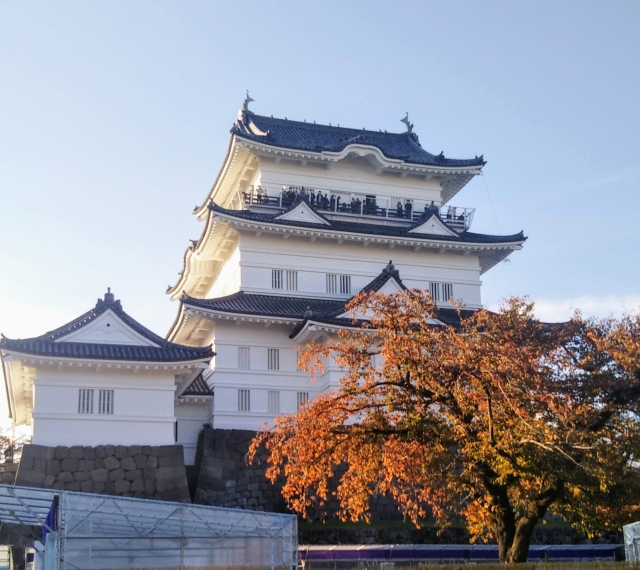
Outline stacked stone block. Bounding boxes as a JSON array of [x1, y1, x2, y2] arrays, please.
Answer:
[[193, 428, 287, 512], [193, 428, 404, 520], [0, 463, 18, 484], [16, 444, 190, 503]]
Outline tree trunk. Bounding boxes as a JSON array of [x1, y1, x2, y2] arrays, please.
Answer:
[[505, 517, 538, 563]]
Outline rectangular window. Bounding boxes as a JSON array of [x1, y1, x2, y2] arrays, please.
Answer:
[[267, 348, 280, 370], [285, 270, 298, 291], [98, 390, 114, 415], [272, 269, 283, 290], [327, 274, 351, 295], [339, 275, 351, 295], [238, 346, 250, 369], [297, 392, 309, 411], [268, 390, 280, 414], [238, 389, 251, 412], [78, 389, 94, 414], [429, 282, 441, 302], [326, 274, 337, 294], [429, 282, 454, 303], [174, 421, 178, 443], [442, 283, 454, 302]]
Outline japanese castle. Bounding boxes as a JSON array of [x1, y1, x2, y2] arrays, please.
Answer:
[[1, 97, 525, 465]]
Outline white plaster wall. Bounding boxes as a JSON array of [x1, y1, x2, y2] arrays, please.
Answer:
[[208, 246, 241, 298], [31, 366, 177, 446], [257, 159, 444, 205], [237, 233, 482, 307], [210, 321, 317, 431], [175, 401, 211, 465]]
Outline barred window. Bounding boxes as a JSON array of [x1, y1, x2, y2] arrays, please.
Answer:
[[238, 346, 250, 369], [272, 269, 283, 289], [442, 283, 454, 302], [78, 389, 94, 414], [285, 270, 298, 291], [429, 282, 441, 302], [326, 274, 337, 294], [430, 282, 454, 303], [98, 390, 114, 415], [268, 390, 280, 414], [238, 389, 251, 412], [327, 274, 351, 295], [297, 392, 309, 411], [267, 348, 280, 371]]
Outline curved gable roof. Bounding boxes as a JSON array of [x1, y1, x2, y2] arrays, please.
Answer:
[[233, 112, 486, 169], [1, 291, 214, 363]]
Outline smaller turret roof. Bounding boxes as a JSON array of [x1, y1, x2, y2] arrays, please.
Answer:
[[1, 290, 214, 363]]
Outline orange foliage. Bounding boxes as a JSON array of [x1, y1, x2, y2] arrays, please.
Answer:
[[249, 291, 640, 562]]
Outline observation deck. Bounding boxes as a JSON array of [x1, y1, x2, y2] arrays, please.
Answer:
[[243, 185, 475, 232]]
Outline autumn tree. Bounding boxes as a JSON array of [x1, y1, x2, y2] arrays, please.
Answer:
[[249, 290, 640, 563]]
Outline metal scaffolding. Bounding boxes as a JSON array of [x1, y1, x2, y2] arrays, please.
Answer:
[[0, 484, 297, 570]]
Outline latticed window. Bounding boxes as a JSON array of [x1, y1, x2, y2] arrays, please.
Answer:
[[268, 390, 280, 414], [238, 389, 251, 412], [98, 390, 114, 415], [429, 282, 441, 302], [272, 269, 283, 289], [285, 270, 298, 291], [442, 283, 454, 302], [238, 347, 250, 369], [430, 282, 454, 303], [267, 349, 280, 370], [327, 274, 351, 295], [326, 274, 337, 294], [297, 392, 309, 411], [78, 389, 94, 414]]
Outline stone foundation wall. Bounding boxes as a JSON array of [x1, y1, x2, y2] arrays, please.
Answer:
[[192, 428, 402, 520], [16, 444, 190, 502], [0, 462, 18, 484], [193, 428, 287, 511]]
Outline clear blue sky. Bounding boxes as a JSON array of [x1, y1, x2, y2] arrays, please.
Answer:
[[1, 1, 639, 341]]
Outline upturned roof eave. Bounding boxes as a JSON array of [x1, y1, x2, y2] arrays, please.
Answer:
[[1, 347, 212, 368], [235, 134, 485, 174], [211, 209, 526, 250]]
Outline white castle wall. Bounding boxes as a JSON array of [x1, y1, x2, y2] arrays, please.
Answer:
[[209, 321, 316, 431], [256, 158, 445, 205], [234, 233, 482, 308], [31, 366, 177, 447]]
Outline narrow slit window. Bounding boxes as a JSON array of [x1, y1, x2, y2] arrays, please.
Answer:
[[267, 348, 280, 371], [272, 269, 283, 290], [238, 347, 250, 369], [268, 390, 280, 414], [429, 282, 441, 303], [297, 392, 309, 411], [326, 274, 337, 294], [339, 275, 351, 295], [285, 270, 298, 291], [442, 283, 454, 302], [238, 389, 251, 412], [98, 390, 114, 415], [78, 389, 94, 414]]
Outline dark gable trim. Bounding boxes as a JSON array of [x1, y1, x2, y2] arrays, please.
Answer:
[[0, 292, 214, 363], [209, 202, 526, 245], [233, 112, 486, 169]]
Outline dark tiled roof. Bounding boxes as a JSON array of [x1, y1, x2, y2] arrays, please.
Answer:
[[183, 291, 343, 319], [210, 202, 526, 244], [232, 112, 485, 168], [0, 291, 214, 363], [181, 373, 213, 396]]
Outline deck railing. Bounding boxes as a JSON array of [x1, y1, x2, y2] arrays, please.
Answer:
[[242, 185, 474, 231]]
